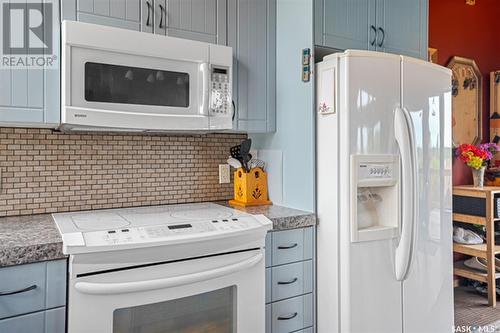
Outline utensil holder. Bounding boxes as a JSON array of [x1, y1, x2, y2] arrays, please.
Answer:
[[229, 167, 272, 207]]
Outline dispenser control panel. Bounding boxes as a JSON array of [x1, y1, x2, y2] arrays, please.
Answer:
[[352, 154, 399, 187], [358, 163, 394, 180]]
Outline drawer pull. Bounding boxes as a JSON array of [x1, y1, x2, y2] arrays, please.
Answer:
[[277, 243, 298, 250], [277, 312, 298, 320], [277, 277, 298, 285], [0, 284, 37, 296]]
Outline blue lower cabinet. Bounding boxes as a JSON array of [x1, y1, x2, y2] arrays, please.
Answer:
[[0, 307, 65, 333], [271, 294, 313, 333], [0, 260, 66, 333], [271, 260, 313, 302], [44, 307, 66, 333], [266, 227, 316, 332], [0, 262, 47, 319], [266, 304, 272, 333], [271, 227, 314, 266]]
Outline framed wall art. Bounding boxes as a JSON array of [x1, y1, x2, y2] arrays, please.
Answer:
[[490, 70, 500, 166], [447, 56, 482, 147]]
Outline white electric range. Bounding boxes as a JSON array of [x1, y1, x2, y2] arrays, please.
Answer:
[[53, 203, 272, 333]]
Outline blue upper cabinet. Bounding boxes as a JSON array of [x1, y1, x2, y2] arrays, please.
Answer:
[[159, 0, 227, 45], [0, 0, 60, 128], [315, 0, 376, 51], [315, 0, 428, 60], [228, 0, 276, 133], [62, 0, 226, 45], [62, 0, 141, 31], [375, 0, 428, 59]]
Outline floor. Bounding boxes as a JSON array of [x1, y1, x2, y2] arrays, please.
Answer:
[[455, 286, 500, 331]]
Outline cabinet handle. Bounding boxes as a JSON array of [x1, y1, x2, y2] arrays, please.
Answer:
[[158, 4, 165, 28], [377, 27, 385, 47], [277, 243, 298, 250], [370, 25, 376, 46], [277, 312, 298, 320], [146, 1, 152, 27], [0, 284, 37, 296], [232, 100, 236, 121], [277, 277, 298, 285]]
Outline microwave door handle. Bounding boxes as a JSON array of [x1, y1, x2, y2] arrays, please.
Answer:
[[74, 252, 263, 295], [199, 62, 210, 115]]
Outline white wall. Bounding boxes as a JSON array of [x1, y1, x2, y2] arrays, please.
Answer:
[[251, 0, 315, 212]]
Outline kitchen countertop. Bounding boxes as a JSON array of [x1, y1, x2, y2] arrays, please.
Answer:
[[218, 202, 316, 231], [0, 202, 316, 267], [0, 214, 65, 267]]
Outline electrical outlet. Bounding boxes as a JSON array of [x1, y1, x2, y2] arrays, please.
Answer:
[[219, 164, 230, 184]]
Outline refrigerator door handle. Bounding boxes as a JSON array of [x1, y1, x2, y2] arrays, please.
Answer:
[[394, 107, 418, 281]]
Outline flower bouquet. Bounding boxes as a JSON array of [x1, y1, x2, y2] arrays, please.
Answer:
[[456, 143, 500, 187]]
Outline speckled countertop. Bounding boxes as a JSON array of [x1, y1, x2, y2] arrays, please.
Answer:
[[217, 202, 316, 231], [0, 203, 315, 267], [0, 214, 65, 267]]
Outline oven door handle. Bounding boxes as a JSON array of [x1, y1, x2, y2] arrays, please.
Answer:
[[74, 252, 263, 295]]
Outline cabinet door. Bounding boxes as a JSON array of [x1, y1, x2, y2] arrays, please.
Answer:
[[62, 0, 142, 31], [0, 0, 59, 127], [315, 0, 376, 50], [375, 0, 428, 59], [165, 0, 226, 44], [228, 0, 276, 133]]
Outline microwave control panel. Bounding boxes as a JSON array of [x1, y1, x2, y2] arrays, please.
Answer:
[[210, 67, 231, 116]]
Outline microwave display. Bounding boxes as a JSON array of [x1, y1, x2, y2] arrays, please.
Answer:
[[84, 62, 189, 107]]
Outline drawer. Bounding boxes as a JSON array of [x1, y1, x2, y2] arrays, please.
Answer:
[[271, 294, 313, 333], [271, 260, 313, 302], [0, 260, 66, 319], [0, 306, 65, 333], [266, 268, 272, 303], [271, 227, 313, 266]]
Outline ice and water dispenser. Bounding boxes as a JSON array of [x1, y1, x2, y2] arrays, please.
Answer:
[[350, 155, 400, 242]]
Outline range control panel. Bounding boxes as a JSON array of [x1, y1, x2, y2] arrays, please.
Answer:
[[210, 66, 231, 116], [83, 217, 256, 246]]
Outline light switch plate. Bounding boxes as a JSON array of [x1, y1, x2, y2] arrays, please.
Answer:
[[219, 164, 230, 184]]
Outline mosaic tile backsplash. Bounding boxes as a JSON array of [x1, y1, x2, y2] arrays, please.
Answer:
[[0, 128, 246, 217]]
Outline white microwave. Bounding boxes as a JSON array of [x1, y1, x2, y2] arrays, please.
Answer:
[[61, 21, 233, 132]]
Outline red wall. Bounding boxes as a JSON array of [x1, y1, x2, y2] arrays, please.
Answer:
[[429, 0, 500, 185]]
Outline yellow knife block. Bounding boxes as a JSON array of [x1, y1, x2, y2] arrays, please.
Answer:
[[229, 167, 272, 207]]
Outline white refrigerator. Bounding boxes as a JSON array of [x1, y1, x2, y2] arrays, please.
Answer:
[[316, 50, 454, 333]]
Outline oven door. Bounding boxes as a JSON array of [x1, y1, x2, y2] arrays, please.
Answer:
[[68, 249, 265, 333], [65, 46, 210, 130]]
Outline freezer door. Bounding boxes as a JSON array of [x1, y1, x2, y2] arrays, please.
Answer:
[[341, 51, 403, 333], [401, 58, 454, 333]]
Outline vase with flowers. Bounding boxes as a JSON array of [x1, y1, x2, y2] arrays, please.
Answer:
[[456, 143, 500, 187]]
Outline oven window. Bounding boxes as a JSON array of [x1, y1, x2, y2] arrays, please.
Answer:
[[85, 62, 189, 107], [113, 286, 236, 333]]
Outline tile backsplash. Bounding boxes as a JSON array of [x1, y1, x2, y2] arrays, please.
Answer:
[[0, 128, 246, 217]]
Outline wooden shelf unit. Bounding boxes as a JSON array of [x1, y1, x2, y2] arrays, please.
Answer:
[[453, 186, 500, 307]]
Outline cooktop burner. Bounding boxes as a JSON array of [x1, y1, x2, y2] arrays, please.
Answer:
[[55, 203, 248, 233]]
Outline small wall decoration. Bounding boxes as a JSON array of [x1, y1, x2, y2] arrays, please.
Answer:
[[465, 0, 476, 5], [447, 56, 482, 148], [489, 70, 500, 166]]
